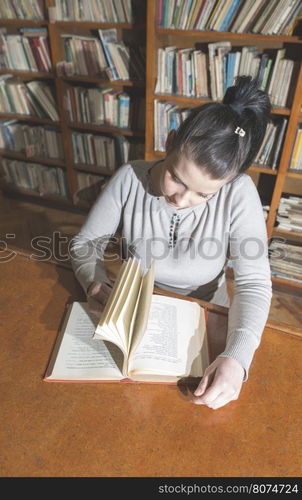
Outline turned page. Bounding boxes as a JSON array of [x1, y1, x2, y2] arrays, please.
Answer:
[[45, 302, 124, 381], [94, 259, 140, 353], [93, 260, 129, 349], [128, 295, 208, 379]]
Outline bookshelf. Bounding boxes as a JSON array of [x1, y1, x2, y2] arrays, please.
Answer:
[[0, 0, 146, 211], [145, 0, 302, 290]]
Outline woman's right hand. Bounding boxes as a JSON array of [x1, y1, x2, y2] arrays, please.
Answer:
[[87, 281, 113, 318]]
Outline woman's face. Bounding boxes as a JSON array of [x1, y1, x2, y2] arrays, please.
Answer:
[[159, 153, 231, 209]]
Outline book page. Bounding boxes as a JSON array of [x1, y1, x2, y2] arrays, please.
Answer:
[[128, 295, 208, 379], [115, 261, 143, 355], [105, 258, 139, 350], [128, 260, 155, 355], [45, 302, 124, 381], [94, 259, 130, 348]]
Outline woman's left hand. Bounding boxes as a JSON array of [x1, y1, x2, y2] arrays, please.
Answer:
[[192, 356, 245, 410]]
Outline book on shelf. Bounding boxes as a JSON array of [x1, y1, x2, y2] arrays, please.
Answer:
[[158, 0, 302, 35], [0, 0, 45, 20], [289, 126, 302, 170], [62, 34, 108, 77], [61, 31, 145, 81], [0, 75, 59, 120], [0, 120, 64, 159], [54, 0, 133, 23], [71, 131, 133, 170], [269, 239, 302, 284], [0, 28, 52, 73], [154, 42, 297, 106], [26, 80, 59, 121], [98, 28, 120, 81], [154, 99, 191, 151], [253, 117, 287, 169], [276, 195, 302, 232], [270, 118, 288, 170], [44, 258, 209, 383], [0, 157, 68, 197]]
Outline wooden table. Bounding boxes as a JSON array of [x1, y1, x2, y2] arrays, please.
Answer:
[[1, 253, 301, 477]]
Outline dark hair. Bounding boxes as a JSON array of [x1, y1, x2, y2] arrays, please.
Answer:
[[168, 76, 272, 179]]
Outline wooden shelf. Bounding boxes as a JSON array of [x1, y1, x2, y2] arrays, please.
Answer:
[[287, 170, 302, 179], [0, 181, 70, 204], [271, 276, 302, 290], [153, 93, 291, 114], [0, 149, 65, 167], [0, 70, 54, 79], [249, 165, 278, 175], [69, 121, 144, 137], [156, 28, 302, 44], [54, 21, 136, 29], [0, 113, 59, 125], [61, 75, 145, 87], [73, 164, 115, 176], [141, 156, 280, 177], [0, 19, 48, 26], [273, 228, 302, 238]]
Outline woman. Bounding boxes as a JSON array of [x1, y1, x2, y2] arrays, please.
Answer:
[[70, 76, 272, 409]]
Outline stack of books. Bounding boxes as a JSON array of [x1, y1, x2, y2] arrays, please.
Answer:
[[0, 158, 68, 197], [0, 0, 45, 20], [61, 28, 145, 81], [158, 0, 302, 36], [269, 239, 302, 284], [0, 120, 64, 159], [154, 43, 297, 107], [276, 195, 302, 232], [0, 27, 52, 73], [0, 75, 59, 121], [54, 0, 134, 23], [288, 126, 302, 171]]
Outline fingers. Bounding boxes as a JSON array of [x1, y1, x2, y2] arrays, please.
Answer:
[[206, 392, 238, 410], [192, 385, 222, 406], [192, 385, 238, 409], [191, 357, 243, 410], [88, 282, 112, 302], [194, 367, 216, 397]]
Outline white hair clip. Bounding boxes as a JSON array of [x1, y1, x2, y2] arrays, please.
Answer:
[[235, 127, 245, 137]]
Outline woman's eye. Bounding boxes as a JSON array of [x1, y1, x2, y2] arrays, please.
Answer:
[[172, 174, 181, 183]]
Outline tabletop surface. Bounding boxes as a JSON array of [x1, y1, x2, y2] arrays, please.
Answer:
[[0, 254, 301, 478]]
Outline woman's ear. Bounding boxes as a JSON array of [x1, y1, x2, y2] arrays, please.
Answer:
[[165, 129, 177, 153]]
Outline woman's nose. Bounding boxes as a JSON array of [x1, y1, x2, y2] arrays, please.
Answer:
[[175, 190, 192, 207]]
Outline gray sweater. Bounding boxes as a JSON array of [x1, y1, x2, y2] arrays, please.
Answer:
[[71, 160, 272, 377]]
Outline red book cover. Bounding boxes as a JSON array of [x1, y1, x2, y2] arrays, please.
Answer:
[[28, 37, 46, 72]]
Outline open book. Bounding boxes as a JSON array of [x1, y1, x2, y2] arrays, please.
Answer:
[[44, 258, 209, 383]]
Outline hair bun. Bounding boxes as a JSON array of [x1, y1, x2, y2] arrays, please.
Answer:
[[223, 75, 271, 118]]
